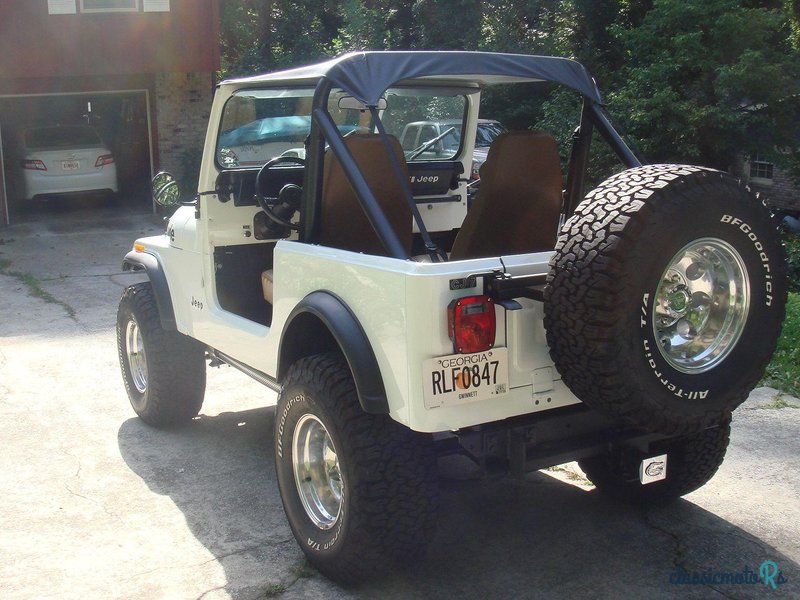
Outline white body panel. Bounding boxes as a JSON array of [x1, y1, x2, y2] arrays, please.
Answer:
[[128, 76, 581, 435], [268, 243, 581, 432], [133, 226, 581, 433]]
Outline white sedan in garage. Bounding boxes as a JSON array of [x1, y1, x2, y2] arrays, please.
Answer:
[[19, 124, 118, 201]]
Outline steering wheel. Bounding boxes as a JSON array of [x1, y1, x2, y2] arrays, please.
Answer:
[[255, 156, 307, 230]]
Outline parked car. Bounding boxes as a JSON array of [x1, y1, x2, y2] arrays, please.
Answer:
[[217, 115, 364, 167], [470, 119, 507, 177], [19, 124, 117, 200], [399, 118, 506, 177]]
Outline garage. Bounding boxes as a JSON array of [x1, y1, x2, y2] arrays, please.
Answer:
[[0, 1, 221, 227], [0, 89, 154, 223]]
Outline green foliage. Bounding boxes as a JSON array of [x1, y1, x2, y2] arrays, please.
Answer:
[[535, 86, 623, 186], [220, 0, 342, 77], [413, 0, 483, 49], [217, 0, 800, 187], [784, 232, 800, 293], [763, 232, 800, 397], [754, 395, 800, 409], [610, 0, 800, 171], [762, 292, 800, 397], [334, 0, 417, 51], [262, 582, 287, 597], [479, 0, 576, 55], [0, 259, 76, 319]]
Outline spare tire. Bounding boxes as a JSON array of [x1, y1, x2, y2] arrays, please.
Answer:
[[544, 164, 786, 435]]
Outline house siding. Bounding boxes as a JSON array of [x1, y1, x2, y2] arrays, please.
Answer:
[[0, 0, 219, 78]]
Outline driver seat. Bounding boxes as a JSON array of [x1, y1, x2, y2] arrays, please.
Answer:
[[450, 131, 563, 260], [318, 134, 413, 256], [261, 134, 413, 305]]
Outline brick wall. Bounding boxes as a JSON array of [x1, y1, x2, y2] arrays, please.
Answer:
[[749, 167, 800, 213], [154, 72, 213, 191]]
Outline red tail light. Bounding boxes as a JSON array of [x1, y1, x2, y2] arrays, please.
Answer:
[[95, 154, 114, 167], [21, 159, 47, 171], [447, 295, 496, 354]]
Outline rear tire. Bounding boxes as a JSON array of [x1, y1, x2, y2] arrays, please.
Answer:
[[274, 353, 439, 585], [579, 420, 731, 504], [116, 282, 206, 428]]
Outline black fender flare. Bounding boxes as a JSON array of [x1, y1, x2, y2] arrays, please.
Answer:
[[122, 251, 176, 330], [278, 291, 389, 414]]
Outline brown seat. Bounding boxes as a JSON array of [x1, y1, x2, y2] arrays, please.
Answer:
[[262, 135, 412, 305], [449, 131, 563, 260], [319, 134, 413, 256]]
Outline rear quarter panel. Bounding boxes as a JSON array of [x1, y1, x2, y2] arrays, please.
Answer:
[[271, 242, 581, 432]]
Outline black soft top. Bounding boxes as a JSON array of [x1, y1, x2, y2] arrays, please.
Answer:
[[224, 51, 604, 105]]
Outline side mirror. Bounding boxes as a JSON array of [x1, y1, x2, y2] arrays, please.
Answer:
[[152, 172, 180, 207]]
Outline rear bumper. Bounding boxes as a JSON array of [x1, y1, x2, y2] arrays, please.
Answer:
[[23, 165, 118, 200]]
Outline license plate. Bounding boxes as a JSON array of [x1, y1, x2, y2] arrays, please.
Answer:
[[62, 160, 80, 171], [423, 348, 509, 408]]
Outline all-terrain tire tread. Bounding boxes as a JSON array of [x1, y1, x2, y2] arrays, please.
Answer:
[[544, 164, 784, 435], [279, 353, 438, 584], [117, 282, 206, 428], [579, 420, 731, 504]]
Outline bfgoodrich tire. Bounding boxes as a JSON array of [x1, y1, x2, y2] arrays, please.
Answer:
[[545, 164, 786, 435], [579, 420, 730, 504], [116, 282, 206, 428], [274, 353, 439, 585]]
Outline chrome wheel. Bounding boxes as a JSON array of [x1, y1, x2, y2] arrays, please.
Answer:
[[653, 238, 749, 374], [292, 414, 343, 530], [125, 318, 148, 393]]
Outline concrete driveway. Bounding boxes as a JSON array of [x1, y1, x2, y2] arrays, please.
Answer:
[[1, 204, 798, 599]]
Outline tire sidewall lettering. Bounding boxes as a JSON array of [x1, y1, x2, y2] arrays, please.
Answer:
[[275, 384, 348, 556], [719, 213, 775, 307], [633, 205, 781, 401], [276, 392, 305, 459], [639, 292, 712, 400]]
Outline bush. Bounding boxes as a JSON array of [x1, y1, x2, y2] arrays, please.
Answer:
[[783, 231, 800, 293], [762, 292, 800, 397]]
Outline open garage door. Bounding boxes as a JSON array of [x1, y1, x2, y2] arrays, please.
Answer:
[[0, 122, 7, 226], [0, 89, 153, 224]]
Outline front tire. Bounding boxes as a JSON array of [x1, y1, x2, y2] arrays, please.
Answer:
[[116, 282, 206, 428], [274, 353, 439, 585]]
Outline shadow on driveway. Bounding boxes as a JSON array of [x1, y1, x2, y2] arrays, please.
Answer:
[[118, 408, 799, 599]]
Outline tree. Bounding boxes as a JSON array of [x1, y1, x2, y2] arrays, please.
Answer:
[[412, 0, 483, 50], [219, 0, 269, 76], [610, 0, 800, 172], [334, 0, 418, 50], [220, 0, 343, 76]]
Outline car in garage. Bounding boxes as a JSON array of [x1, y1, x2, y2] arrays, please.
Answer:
[[18, 124, 117, 201]]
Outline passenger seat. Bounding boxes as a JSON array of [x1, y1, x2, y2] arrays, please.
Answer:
[[450, 131, 563, 260]]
